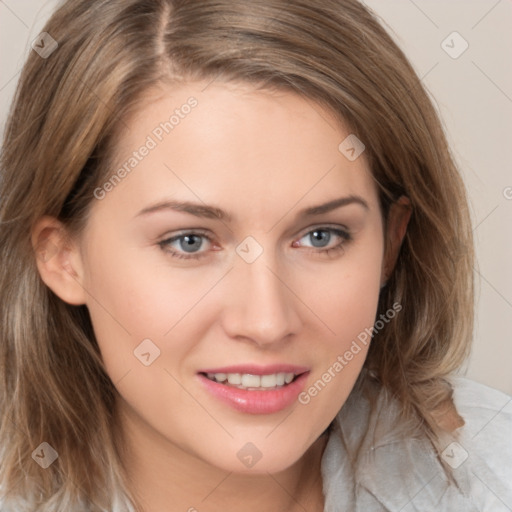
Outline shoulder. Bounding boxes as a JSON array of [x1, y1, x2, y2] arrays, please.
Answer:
[[449, 375, 512, 419], [447, 376, 512, 473], [321, 376, 512, 512], [446, 376, 512, 507]]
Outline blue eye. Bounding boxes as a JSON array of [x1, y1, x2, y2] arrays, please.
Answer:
[[158, 227, 351, 260], [173, 234, 204, 253], [301, 229, 338, 248], [295, 227, 351, 255], [158, 232, 211, 260]]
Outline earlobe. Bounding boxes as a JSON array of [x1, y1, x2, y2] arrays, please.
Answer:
[[381, 196, 412, 285], [32, 216, 87, 305]]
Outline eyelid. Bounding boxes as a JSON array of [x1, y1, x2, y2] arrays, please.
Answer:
[[158, 228, 211, 244], [296, 222, 350, 238]]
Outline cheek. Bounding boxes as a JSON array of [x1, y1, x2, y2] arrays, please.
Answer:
[[80, 233, 229, 384], [305, 228, 384, 345]]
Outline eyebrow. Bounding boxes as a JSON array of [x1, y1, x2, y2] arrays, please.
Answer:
[[135, 195, 369, 221]]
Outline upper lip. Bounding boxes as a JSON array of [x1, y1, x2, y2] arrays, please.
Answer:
[[198, 364, 310, 375]]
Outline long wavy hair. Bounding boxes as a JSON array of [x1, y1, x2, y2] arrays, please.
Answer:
[[0, 0, 474, 509]]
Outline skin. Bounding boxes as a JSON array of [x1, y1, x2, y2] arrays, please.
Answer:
[[33, 81, 411, 512]]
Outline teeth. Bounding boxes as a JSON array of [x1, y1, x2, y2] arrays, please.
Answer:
[[206, 372, 297, 389], [227, 373, 242, 385], [260, 374, 277, 387], [241, 374, 261, 387]]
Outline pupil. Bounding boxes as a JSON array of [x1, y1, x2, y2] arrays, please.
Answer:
[[311, 230, 330, 248]]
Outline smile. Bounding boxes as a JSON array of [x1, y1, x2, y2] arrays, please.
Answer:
[[202, 372, 299, 390], [197, 365, 310, 414]]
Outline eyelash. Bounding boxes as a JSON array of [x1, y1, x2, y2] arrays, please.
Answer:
[[158, 227, 352, 261]]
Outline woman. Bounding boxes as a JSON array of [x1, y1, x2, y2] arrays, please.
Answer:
[[0, 0, 510, 510]]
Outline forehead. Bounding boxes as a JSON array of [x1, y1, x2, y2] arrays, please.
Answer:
[[96, 81, 379, 225]]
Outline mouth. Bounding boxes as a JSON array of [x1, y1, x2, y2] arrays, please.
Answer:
[[196, 364, 310, 414]]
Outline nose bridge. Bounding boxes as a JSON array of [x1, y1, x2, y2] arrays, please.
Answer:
[[222, 248, 301, 345]]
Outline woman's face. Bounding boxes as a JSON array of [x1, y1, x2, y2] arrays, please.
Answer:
[[62, 81, 392, 473]]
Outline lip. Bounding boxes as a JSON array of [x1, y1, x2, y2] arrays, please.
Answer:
[[197, 364, 310, 375], [197, 367, 310, 415]]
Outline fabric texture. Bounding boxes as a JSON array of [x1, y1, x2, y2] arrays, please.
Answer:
[[321, 376, 512, 511]]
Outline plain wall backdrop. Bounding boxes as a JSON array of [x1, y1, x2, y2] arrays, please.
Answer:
[[1, 0, 511, 394]]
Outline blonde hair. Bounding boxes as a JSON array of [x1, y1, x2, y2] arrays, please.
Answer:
[[0, 0, 473, 509]]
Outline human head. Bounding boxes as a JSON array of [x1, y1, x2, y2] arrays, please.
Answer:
[[0, 0, 473, 508]]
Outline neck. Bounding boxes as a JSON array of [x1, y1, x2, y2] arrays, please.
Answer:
[[117, 403, 328, 512]]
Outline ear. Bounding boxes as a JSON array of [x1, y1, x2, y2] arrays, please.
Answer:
[[381, 196, 412, 286], [31, 216, 87, 305]]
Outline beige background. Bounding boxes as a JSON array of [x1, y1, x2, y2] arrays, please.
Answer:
[[1, 1, 511, 394]]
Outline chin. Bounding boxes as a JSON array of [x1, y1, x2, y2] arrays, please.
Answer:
[[196, 435, 313, 475]]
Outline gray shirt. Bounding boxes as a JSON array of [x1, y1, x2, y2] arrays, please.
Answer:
[[321, 376, 512, 511]]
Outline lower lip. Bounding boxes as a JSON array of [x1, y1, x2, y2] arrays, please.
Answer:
[[197, 372, 309, 414]]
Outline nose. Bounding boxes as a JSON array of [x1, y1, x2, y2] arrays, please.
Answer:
[[220, 253, 303, 348]]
